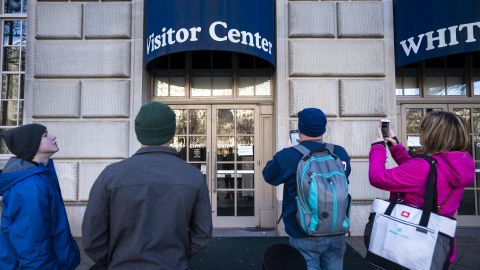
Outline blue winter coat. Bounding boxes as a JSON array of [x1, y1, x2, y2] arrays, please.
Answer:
[[262, 141, 351, 237], [0, 158, 80, 270]]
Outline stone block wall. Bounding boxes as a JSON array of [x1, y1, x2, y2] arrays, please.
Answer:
[[8, 0, 396, 237], [276, 0, 396, 235], [23, 0, 144, 237]]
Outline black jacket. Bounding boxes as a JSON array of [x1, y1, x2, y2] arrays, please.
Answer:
[[82, 146, 212, 270]]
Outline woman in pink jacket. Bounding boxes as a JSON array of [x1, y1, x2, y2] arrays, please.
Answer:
[[369, 111, 475, 266]]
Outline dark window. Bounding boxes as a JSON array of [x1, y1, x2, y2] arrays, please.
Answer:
[[212, 51, 232, 69], [238, 54, 254, 69], [170, 53, 185, 69], [192, 51, 211, 69], [255, 57, 271, 69]]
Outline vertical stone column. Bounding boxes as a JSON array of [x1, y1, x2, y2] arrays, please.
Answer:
[[24, 0, 144, 236], [275, 0, 395, 235]]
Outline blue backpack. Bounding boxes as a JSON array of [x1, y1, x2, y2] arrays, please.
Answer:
[[293, 143, 351, 236]]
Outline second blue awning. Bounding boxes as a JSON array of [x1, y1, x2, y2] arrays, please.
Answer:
[[394, 0, 480, 67]]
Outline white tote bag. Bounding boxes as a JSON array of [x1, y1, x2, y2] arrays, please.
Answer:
[[365, 155, 456, 270]]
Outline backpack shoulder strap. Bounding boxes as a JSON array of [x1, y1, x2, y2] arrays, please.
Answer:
[[324, 143, 335, 154], [292, 144, 310, 157], [293, 143, 337, 160]]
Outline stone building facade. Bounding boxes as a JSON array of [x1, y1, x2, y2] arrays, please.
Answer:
[[0, 0, 477, 237]]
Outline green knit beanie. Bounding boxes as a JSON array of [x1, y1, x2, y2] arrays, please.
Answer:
[[135, 102, 176, 146]]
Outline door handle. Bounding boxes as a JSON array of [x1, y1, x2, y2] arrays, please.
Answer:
[[213, 157, 217, 193], [205, 151, 209, 176]]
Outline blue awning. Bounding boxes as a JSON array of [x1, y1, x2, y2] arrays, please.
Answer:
[[394, 0, 480, 67], [145, 0, 276, 68]]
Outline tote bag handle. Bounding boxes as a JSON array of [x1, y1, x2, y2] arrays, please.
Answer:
[[384, 154, 438, 231]]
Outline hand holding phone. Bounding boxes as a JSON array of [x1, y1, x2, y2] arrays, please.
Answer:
[[381, 119, 390, 139], [290, 130, 300, 145]]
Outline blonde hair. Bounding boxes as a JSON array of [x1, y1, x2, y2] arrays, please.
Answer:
[[417, 111, 470, 155]]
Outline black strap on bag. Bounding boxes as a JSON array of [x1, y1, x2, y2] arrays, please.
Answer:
[[277, 213, 283, 225], [416, 154, 438, 229], [384, 154, 438, 233]]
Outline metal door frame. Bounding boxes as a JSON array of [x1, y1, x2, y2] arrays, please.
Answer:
[[169, 104, 261, 227], [211, 104, 260, 227]]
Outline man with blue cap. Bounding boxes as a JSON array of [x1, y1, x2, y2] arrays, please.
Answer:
[[263, 108, 351, 270]]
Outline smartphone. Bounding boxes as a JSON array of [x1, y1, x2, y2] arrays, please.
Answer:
[[290, 130, 300, 145], [381, 119, 390, 138]]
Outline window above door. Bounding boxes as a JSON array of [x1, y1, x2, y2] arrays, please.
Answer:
[[150, 51, 274, 102], [396, 52, 480, 99]]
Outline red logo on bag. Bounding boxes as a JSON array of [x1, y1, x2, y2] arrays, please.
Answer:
[[401, 211, 410, 218]]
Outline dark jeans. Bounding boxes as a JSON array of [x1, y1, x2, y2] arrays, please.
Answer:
[[289, 235, 346, 270]]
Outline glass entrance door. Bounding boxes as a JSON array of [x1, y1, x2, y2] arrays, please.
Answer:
[[170, 105, 260, 227], [400, 104, 480, 226], [449, 104, 480, 225]]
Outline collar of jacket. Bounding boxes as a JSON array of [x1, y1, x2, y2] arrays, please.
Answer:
[[133, 145, 178, 157], [300, 139, 325, 144]]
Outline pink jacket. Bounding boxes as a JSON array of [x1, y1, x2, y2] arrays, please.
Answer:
[[369, 143, 475, 262]]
